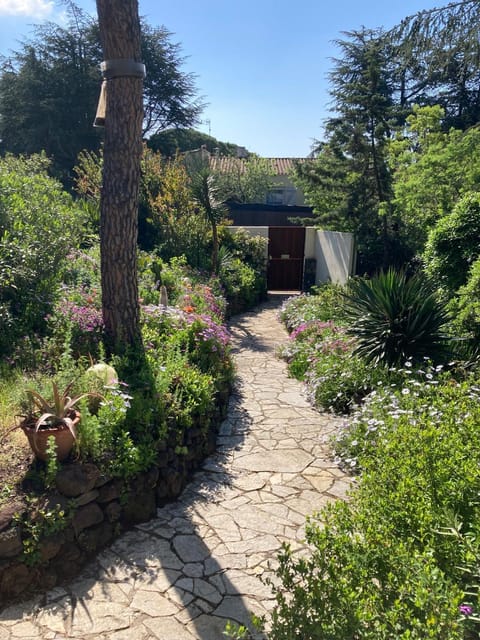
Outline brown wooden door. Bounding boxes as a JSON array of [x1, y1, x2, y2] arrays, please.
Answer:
[[267, 227, 305, 290]]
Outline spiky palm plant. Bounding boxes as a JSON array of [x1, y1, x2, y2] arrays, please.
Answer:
[[343, 269, 449, 366], [187, 164, 227, 274]]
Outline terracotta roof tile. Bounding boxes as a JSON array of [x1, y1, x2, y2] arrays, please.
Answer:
[[209, 156, 306, 176]]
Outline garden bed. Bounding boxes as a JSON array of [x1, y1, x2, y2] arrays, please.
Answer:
[[268, 285, 480, 639], [0, 384, 230, 607]]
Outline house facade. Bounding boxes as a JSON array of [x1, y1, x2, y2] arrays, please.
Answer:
[[187, 148, 355, 290]]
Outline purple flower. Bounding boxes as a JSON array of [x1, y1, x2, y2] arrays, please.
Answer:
[[62, 300, 104, 333], [459, 604, 473, 616], [290, 323, 309, 340]]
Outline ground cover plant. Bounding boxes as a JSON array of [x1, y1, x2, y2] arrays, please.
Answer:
[[278, 285, 392, 413], [272, 275, 480, 639]]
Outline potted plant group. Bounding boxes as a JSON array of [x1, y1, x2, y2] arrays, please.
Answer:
[[19, 381, 101, 462]]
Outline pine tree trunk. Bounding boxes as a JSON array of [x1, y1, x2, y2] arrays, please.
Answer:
[[96, 0, 143, 353]]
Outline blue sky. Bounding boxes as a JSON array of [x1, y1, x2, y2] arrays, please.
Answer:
[[0, 0, 444, 157]]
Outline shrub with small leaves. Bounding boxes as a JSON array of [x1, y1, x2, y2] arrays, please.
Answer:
[[279, 285, 346, 332], [267, 373, 480, 639]]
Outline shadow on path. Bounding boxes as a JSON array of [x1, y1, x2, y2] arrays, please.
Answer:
[[0, 293, 311, 639], [229, 294, 292, 356], [0, 392, 265, 639]]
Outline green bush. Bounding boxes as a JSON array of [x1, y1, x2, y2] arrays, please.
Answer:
[[447, 256, 480, 346], [75, 385, 130, 463], [219, 257, 262, 314], [268, 376, 480, 639], [305, 348, 388, 414], [343, 269, 449, 366], [0, 153, 88, 357], [270, 516, 464, 640], [218, 228, 268, 313], [221, 227, 268, 278], [423, 192, 480, 293]]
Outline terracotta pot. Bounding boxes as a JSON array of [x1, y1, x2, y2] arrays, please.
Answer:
[[20, 411, 80, 462]]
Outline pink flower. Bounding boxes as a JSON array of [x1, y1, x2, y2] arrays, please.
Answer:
[[459, 604, 473, 616]]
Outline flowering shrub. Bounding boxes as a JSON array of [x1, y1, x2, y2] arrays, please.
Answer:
[[304, 349, 389, 414], [279, 295, 388, 412], [62, 246, 101, 291], [141, 303, 233, 388], [278, 284, 346, 332], [45, 287, 104, 361], [333, 361, 445, 470], [138, 254, 227, 320], [280, 319, 352, 383], [178, 280, 227, 322]]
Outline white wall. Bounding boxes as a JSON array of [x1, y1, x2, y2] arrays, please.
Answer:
[[304, 227, 316, 259], [314, 230, 355, 284]]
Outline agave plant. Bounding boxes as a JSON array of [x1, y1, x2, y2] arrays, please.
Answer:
[[25, 381, 101, 436], [343, 269, 449, 366]]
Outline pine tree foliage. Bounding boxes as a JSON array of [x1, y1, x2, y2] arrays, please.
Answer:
[[296, 29, 401, 272], [390, 0, 480, 129], [0, 2, 202, 181], [293, 0, 480, 272]]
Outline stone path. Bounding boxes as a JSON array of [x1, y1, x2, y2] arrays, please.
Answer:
[[0, 296, 350, 639]]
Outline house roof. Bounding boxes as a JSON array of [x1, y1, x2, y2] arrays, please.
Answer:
[[209, 156, 306, 176]]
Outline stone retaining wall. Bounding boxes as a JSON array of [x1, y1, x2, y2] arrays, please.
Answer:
[[0, 392, 229, 607]]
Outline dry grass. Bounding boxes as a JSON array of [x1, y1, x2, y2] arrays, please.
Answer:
[[0, 373, 37, 509]]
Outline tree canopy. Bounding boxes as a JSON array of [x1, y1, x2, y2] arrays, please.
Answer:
[[147, 128, 242, 157], [389, 0, 480, 129], [293, 0, 480, 273], [295, 28, 400, 271], [0, 2, 202, 181], [389, 105, 480, 253]]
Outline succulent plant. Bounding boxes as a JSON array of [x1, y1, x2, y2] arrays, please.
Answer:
[[343, 269, 449, 367], [24, 381, 102, 437]]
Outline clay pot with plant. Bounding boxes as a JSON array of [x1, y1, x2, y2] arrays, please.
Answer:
[[19, 381, 102, 462]]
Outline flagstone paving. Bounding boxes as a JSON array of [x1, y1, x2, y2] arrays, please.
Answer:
[[0, 295, 351, 639]]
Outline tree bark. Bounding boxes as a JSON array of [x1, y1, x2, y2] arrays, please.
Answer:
[[96, 0, 143, 353]]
